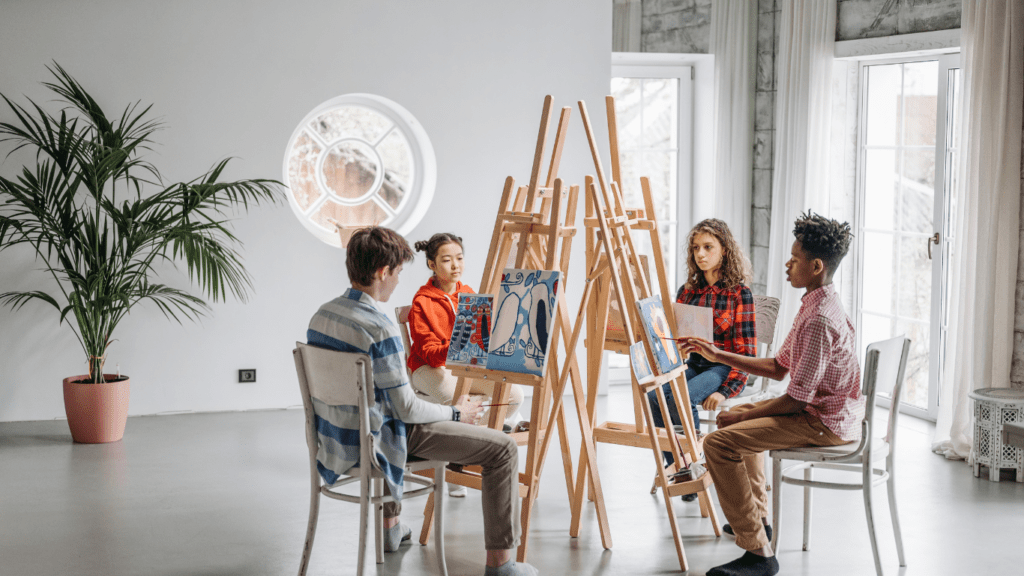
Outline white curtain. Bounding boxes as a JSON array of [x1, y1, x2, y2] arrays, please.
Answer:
[[765, 0, 836, 342], [932, 0, 1024, 461], [612, 0, 642, 53], [710, 0, 757, 251]]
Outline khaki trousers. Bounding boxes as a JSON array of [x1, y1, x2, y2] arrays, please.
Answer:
[[411, 365, 525, 420], [384, 420, 521, 550], [703, 401, 847, 551]]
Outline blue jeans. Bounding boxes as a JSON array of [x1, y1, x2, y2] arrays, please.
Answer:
[[646, 363, 731, 464]]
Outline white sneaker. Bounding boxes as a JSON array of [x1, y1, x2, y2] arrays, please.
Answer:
[[448, 485, 468, 497]]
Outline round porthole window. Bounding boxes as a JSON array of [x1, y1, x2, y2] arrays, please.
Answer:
[[283, 94, 436, 247]]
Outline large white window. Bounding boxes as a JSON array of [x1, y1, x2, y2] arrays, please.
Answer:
[[854, 54, 960, 421], [283, 94, 436, 247]]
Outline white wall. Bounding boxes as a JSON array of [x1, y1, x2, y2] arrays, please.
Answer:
[[0, 0, 612, 422]]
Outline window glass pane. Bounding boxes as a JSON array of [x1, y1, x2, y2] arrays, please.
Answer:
[[287, 131, 322, 210], [861, 231, 895, 315], [641, 79, 678, 149], [611, 78, 642, 149], [900, 149, 935, 233], [897, 234, 931, 322], [321, 141, 379, 200], [859, 313, 893, 363], [902, 61, 938, 146], [311, 198, 387, 230], [618, 149, 642, 205], [864, 149, 897, 230], [310, 106, 392, 144], [377, 129, 412, 209], [894, 319, 930, 409], [866, 64, 902, 146]]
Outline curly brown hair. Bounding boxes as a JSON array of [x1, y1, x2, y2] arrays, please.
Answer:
[[682, 218, 752, 291]]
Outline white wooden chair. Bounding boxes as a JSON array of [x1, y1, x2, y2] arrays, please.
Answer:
[[699, 294, 781, 432], [293, 342, 449, 576], [770, 335, 911, 576], [395, 305, 417, 381]]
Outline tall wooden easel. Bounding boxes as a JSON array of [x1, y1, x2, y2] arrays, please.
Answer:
[[416, 96, 612, 561], [567, 98, 721, 572]]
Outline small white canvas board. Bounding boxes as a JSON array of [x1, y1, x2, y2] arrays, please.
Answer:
[[672, 302, 713, 342]]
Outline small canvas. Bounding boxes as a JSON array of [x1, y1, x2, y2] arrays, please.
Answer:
[[629, 341, 654, 384], [447, 294, 493, 367], [486, 269, 561, 376], [672, 302, 714, 342], [635, 295, 684, 374]]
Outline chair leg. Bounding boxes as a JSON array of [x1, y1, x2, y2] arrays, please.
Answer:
[[431, 464, 448, 576], [864, 465, 883, 576], [771, 456, 781, 551], [358, 479, 369, 576], [802, 466, 812, 551], [297, 482, 320, 576], [374, 478, 384, 564], [886, 463, 906, 567]]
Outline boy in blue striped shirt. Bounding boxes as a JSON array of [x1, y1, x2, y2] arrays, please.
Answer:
[[307, 226, 537, 576]]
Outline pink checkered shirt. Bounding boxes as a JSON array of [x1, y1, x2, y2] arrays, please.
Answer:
[[776, 284, 863, 441]]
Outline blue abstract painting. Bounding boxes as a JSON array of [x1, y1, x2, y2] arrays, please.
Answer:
[[629, 341, 655, 384], [486, 269, 561, 376], [447, 294, 493, 367], [635, 295, 683, 374]]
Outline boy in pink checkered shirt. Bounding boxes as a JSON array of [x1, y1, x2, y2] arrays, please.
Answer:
[[680, 212, 861, 576]]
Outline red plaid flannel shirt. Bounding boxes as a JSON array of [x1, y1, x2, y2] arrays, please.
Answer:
[[776, 284, 863, 441], [676, 281, 757, 398]]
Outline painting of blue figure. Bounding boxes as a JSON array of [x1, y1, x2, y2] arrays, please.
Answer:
[[487, 269, 561, 376], [446, 294, 493, 367], [635, 295, 683, 374], [629, 341, 655, 384]]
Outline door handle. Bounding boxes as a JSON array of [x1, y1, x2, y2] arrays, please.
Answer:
[[927, 232, 940, 260]]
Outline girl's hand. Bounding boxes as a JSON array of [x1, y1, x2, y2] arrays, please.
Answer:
[[679, 337, 720, 362], [702, 392, 726, 411]]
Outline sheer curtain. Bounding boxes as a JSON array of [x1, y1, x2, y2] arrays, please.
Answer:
[[710, 0, 756, 251], [765, 0, 836, 343], [932, 0, 1024, 460]]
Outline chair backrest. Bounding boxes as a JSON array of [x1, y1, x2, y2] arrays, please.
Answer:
[[293, 342, 375, 475], [860, 336, 911, 447], [750, 295, 781, 393], [395, 305, 415, 380]]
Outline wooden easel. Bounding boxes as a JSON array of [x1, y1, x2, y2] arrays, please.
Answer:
[[567, 97, 721, 572], [416, 96, 612, 561]]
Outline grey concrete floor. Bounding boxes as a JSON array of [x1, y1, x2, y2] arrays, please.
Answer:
[[1, 388, 1022, 576]]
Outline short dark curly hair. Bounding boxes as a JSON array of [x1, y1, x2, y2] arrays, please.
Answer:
[[346, 226, 414, 286], [792, 211, 853, 276]]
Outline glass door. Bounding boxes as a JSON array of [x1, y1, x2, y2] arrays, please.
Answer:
[[855, 54, 960, 421]]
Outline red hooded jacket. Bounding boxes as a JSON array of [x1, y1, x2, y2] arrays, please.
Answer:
[[406, 278, 476, 373]]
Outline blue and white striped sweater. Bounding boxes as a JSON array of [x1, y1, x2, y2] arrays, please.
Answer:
[[307, 289, 412, 499]]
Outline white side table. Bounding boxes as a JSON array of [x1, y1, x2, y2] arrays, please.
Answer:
[[969, 387, 1024, 482]]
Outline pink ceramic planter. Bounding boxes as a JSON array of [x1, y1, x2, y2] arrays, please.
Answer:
[[62, 374, 131, 443]]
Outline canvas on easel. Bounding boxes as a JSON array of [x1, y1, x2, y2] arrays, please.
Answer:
[[672, 302, 714, 342], [447, 294, 493, 367], [629, 341, 655, 384], [636, 295, 684, 374], [488, 269, 560, 376]]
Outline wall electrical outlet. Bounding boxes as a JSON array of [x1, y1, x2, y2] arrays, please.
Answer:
[[238, 369, 257, 383]]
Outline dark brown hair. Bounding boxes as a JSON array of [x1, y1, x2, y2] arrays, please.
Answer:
[[682, 218, 752, 291], [413, 233, 463, 264], [793, 211, 853, 276], [346, 226, 414, 286]]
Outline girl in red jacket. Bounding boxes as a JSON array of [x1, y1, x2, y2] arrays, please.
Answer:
[[408, 233, 525, 424]]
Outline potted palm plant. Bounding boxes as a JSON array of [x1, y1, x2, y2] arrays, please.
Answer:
[[0, 64, 280, 443]]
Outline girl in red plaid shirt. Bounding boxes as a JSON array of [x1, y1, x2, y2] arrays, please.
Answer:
[[647, 219, 757, 465]]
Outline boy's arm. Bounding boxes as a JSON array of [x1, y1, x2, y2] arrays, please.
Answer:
[[717, 394, 807, 428], [680, 338, 789, 381]]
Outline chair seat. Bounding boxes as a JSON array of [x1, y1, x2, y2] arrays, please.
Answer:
[[771, 436, 890, 462]]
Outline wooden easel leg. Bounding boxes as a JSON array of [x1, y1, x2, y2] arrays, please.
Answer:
[[419, 491, 435, 545], [643, 395, 688, 571]]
